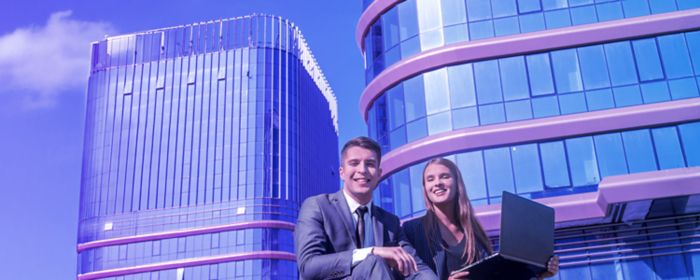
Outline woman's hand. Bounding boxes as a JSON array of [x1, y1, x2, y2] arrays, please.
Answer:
[[448, 270, 470, 280], [538, 255, 559, 279]]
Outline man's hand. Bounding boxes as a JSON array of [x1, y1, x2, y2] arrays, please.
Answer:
[[372, 246, 419, 276], [448, 270, 470, 279]]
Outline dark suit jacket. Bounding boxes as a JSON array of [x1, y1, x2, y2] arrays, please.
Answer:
[[295, 190, 436, 280], [403, 215, 488, 280]]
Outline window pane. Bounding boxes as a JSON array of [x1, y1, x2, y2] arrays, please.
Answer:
[[668, 77, 699, 100], [441, 0, 467, 26], [565, 137, 600, 187], [505, 100, 533, 121], [571, 6, 597, 25], [390, 126, 407, 149], [596, 2, 624, 21], [484, 147, 515, 195], [424, 69, 450, 114], [469, 20, 495, 40], [492, 0, 518, 17], [542, 0, 568, 10], [443, 23, 469, 44], [559, 92, 587, 114], [448, 64, 477, 108], [657, 34, 694, 79], [545, 9, 572, 29], [474, 61, 503, 104], [499, 56, 529, 101], [649, 0, 677, 13], [526, 53, 555, 96], [551, 49, 583, 93], [511, 144, 544, 194], [494, 17, 520, 36], [532, 95, 560, 118], [518, 0, 542, 13], [427, 111, 452, 135], [519, 13, 546, 33], [478, 103, 506, 125], [632, 38, 664, 82], [409, 165, 426, 213], [594, 133, 629, 178], [452, 106, 479, 129], [398, 0, 420, 41], [679, 122, 700, 167], [382, 7, 401, 50], [622, 0, 650, 17], [417, 0, 442, 31], [404, 75, 426, 122], [613, 85, 643, 107], [604, 41, 638, 86], [540, 141, 571, 188], [457, 151, 488, 200], [651, 127, 686, 169], [586, 89, 615, 111], [392, 170, 412, 217], [578, 45, 611, 90], [406, 118, 428, 142], [622, 129, 658, 173], [466, 0, 492, 21], [417, 0, 444, 50], [641, 81, 671, 104], [686, 31, 700, 74], [387, 84, 406, 130], [678, 0, 700, 9]]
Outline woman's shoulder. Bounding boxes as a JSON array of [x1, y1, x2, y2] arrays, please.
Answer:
[[402, 215, 428, 232]]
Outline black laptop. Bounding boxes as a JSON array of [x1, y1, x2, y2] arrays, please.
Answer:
[[457, 191, 555, 280]]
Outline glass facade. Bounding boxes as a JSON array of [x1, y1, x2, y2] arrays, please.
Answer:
[[368, 31, 700, 152], [358, 1, 700, 279], [362, 0, 700, 83], [78, 15, 338, 279]]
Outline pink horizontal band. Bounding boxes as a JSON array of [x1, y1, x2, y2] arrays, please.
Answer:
[[359, 9, 700, 120], [77, 250, 295, 280], [380, 98, 700, 181], [561, 247, 700, 268], [77, 220, 295, 252], [356, 0, 399, 52], [474, 167, 700, 232]]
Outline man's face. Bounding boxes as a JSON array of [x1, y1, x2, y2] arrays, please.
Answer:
[[339, 146, 382, 203]]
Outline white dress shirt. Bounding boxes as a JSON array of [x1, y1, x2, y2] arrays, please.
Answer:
[[342, 188, 375, 266]]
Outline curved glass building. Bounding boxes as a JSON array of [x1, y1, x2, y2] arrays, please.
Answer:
[[77, 14, 338, 279], [357, 1, 700, 278]]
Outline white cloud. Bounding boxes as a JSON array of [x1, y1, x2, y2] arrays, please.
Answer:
[[0, 11, 116, 108]]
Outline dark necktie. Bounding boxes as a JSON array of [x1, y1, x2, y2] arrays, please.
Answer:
[[355, 206, 368, 248]]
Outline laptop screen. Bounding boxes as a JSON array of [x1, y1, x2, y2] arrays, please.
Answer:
[[499, 191, 554, 268]]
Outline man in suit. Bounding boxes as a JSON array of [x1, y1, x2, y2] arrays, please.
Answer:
[[295, 137, 437, 279]]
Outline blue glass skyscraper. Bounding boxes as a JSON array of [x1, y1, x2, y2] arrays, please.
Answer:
[[357, 1, 700, 278], [77, 14, 338, 279]]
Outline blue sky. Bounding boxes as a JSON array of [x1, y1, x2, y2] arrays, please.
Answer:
[[0, 1, 365, 279]]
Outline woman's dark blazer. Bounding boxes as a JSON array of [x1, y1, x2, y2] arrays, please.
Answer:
[[403, 216, 450, 279], [403, 215, 489, 280]]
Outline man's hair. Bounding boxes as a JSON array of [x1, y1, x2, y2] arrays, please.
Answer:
[[340, 136, 382, 164]]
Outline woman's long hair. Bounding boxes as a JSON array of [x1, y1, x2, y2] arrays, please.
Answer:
[[421, 158, 493, 265]]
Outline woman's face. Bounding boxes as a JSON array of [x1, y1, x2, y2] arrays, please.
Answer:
[[423, 163, 457, 206]]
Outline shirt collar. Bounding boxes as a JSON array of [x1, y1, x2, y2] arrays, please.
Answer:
[[342, 188, 373, 217]]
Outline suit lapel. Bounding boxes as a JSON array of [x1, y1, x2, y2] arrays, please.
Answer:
[[435, 245, 446, 278], [331, 190, 358, 248], [372, 204, 384, 247], [424, 216, 447, 278]]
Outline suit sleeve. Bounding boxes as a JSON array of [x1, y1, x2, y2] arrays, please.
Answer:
[[401, 221, 438, 280], [295, 196, 353, 280]]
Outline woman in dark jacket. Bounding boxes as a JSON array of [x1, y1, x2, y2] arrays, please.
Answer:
[[402, 158, 558, 280]]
